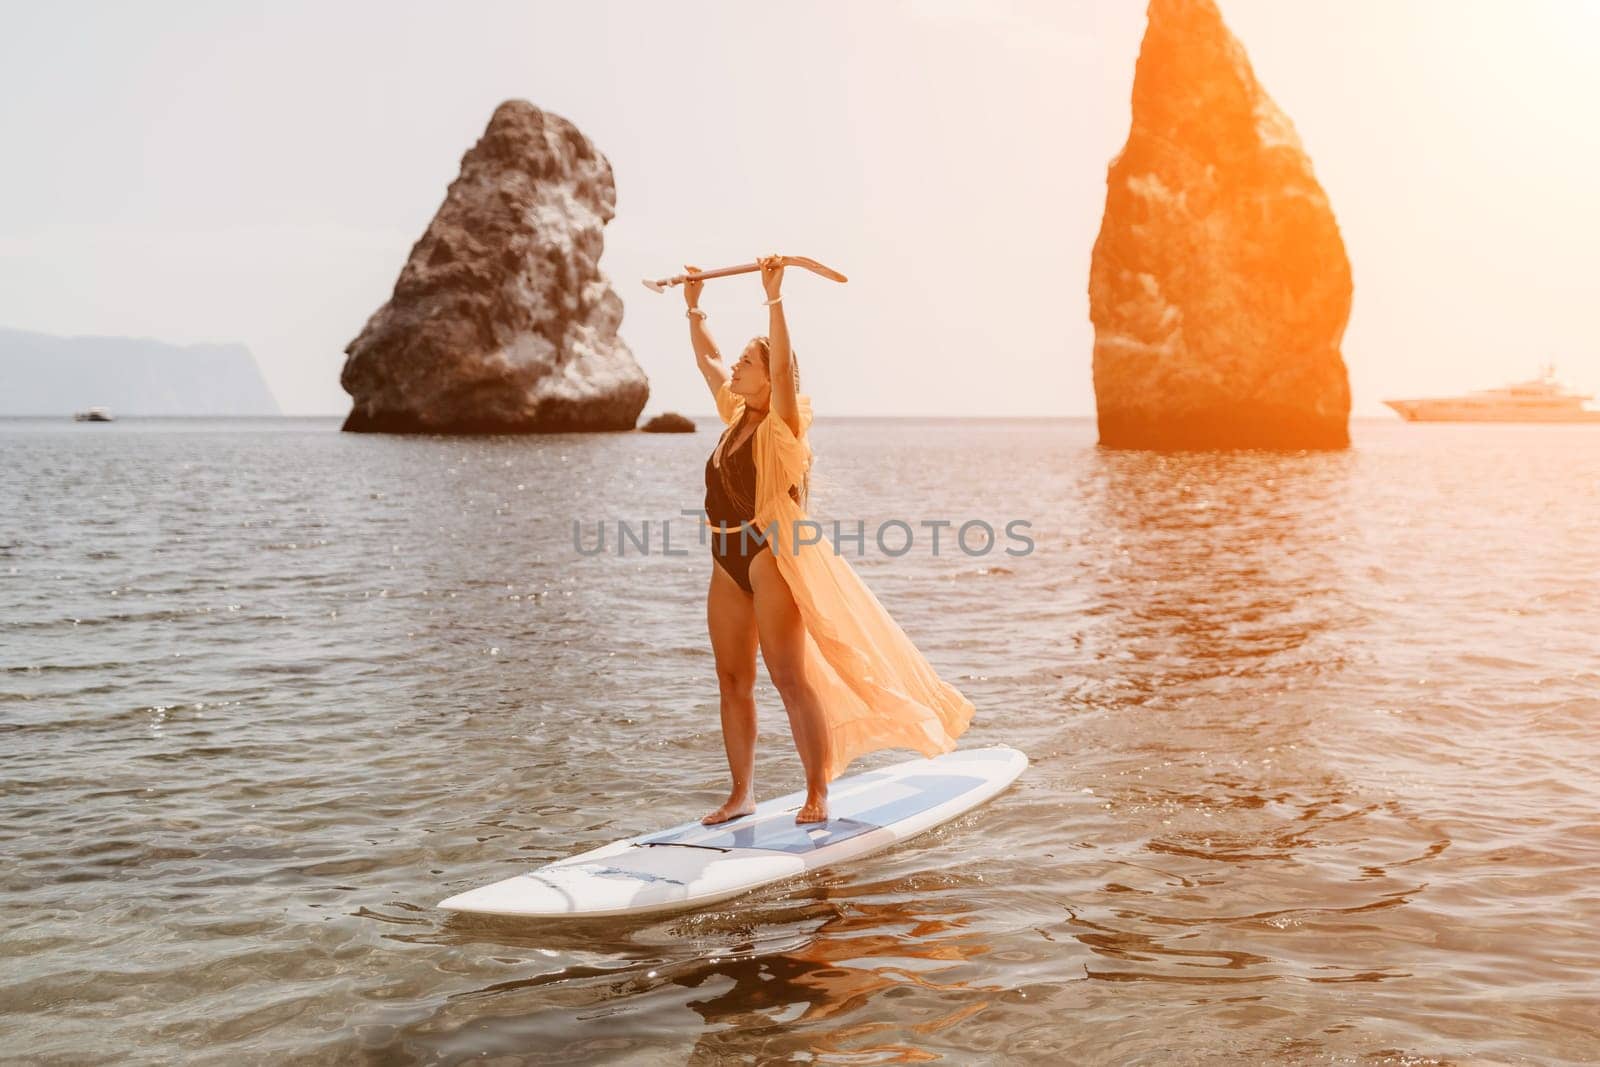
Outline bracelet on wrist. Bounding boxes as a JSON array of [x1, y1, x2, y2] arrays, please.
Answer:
[[686, 307, 707, 320], [764, 296, 783, 306]]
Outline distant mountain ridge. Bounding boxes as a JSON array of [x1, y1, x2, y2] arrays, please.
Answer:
[[0, 327, 279, 415]]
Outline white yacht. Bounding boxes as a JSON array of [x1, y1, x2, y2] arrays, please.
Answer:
[[1383, 366, 1600, 423]]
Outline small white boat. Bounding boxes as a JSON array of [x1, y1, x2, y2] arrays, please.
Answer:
[[72, 406, 114, 422], [1384, 366, 1600, 423]]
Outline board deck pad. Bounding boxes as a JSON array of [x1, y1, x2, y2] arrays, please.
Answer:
[[638, 773, 986, 855], [438, 745, 1027, 918]]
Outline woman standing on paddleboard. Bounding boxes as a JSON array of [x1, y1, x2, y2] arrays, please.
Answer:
[[685, 255, 976, 828]]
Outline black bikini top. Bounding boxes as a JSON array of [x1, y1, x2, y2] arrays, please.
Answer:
[[704, 417, 758, 524], [704, 411, 803, 526]]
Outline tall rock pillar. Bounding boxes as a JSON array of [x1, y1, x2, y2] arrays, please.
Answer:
[[1090, 0, 1352, 449]]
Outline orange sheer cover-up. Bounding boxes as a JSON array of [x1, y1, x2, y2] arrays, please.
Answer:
[[712, 378, 975, 783]]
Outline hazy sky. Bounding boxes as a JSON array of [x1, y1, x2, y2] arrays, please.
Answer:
[[2, 1, 1597, 416]]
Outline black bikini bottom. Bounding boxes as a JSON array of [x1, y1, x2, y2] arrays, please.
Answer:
[[710, 521, 767, 595]]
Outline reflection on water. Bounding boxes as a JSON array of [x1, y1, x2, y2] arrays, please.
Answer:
[[1079, 447, 1362, 692], [388, 882, 998, 1064], [1, 417, 1598, 1063]]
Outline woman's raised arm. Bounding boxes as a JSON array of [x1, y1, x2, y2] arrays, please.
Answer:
[[759, 255, 801, 437], [684, 263, 730, 404]]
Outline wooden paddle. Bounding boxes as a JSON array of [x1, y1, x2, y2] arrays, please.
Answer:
[[642, 255, 848, 293]]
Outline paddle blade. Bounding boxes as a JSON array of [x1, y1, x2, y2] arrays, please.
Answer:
[[781, 256, 848, 284]]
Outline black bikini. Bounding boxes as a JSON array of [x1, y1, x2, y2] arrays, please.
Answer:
[[704, 411, 801, 594], [704, 415, 763, 594]]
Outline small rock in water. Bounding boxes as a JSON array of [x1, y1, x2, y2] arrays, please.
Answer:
[[639, 412, 696, 434]]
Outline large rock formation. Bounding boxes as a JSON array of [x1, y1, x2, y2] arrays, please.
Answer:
[[1089, 0, 1352, 449], [341, 100, 646, 433], [0, 327, 279, 415]]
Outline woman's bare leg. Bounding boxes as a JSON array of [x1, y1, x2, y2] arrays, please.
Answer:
[[748, 549, 830, 824], [704, 560, 759, 824]]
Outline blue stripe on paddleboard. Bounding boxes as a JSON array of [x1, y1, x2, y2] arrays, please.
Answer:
[[638, 774, 985, 856]]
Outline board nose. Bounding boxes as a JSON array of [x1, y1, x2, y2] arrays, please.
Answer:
[[438, 874, 581, 916]]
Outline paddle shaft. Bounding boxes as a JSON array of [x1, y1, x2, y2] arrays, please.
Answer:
[[642, 255, 847, 294]]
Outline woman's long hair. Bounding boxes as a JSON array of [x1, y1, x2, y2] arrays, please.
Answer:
[[751, 336, 811, 511]]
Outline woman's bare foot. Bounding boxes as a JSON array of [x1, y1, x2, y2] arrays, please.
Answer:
[[795, 792, 829, 824], [702, 793, 756, 825]]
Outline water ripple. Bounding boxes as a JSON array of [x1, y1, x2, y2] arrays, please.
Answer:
[[0, 416, 1597, 1063]]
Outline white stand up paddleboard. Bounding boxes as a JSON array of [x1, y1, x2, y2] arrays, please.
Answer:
[[438, 745, 1027, 919]]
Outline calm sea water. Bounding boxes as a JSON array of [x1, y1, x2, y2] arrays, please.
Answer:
[[2, 414, 1597, 1065]]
